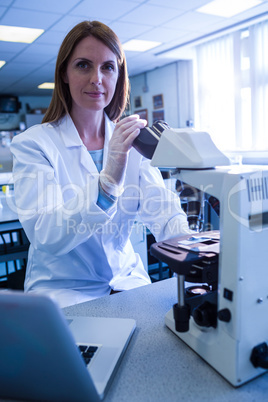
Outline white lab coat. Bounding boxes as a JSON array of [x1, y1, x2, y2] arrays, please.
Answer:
[[11, 114, 190, 307]]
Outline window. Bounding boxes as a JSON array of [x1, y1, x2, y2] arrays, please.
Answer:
[[194, 19, 268, 152]]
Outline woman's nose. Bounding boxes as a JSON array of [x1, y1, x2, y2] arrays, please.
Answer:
[[91, 68, 102, 85]]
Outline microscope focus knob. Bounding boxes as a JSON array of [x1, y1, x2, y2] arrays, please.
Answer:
[[218, 308, 231, 323], [173, 303, 190, 332], [192, 301, 217, 328]]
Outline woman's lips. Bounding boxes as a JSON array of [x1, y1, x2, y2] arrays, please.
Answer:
[[85, 91, 104, 98]]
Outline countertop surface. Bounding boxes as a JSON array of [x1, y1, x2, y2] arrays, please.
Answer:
[[64, 278, 268, 402]]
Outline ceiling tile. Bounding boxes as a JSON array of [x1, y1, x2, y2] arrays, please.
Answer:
[[231, 2, 268, 21], [13, 0, 81, 13], [148, 0, 214, 11], [50, 15, 111, 35], [136, 26, 190, 43], [0, 8, 62, 29], [0, 62, 39, 77], [70, 0, 139, 20], [0, 0, 14, 6], [0, 41, 28, 53], [0, 6, 7, 18], [120, 3, 185, 26], [34, 31, 65, 47], [109, 21, 152, 42], [13, 46, 57, 63], [163, 11, 225, 32]]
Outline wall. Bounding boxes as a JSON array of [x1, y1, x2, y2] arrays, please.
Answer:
[[129, 60, 194, 129], [1, 59, 194, 131], [0, 96, 51, 130]]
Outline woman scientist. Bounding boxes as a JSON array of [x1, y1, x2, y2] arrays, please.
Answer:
[[11, 21, 190, 308]]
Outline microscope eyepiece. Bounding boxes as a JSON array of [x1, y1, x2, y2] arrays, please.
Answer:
[[133, 120, 170, 159]]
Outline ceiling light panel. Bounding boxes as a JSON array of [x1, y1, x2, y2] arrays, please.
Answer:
[[38, 82, 55, 89], [0, 25, 44, 43], [123, 39, 162, 52], [196, 0, 264, 18]]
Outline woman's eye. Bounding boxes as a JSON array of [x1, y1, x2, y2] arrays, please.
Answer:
[[103, 64, 115, 71], [77, 61, 88, 69]]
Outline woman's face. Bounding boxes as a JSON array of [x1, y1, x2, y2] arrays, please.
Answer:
[[64, 36, 119, 114]]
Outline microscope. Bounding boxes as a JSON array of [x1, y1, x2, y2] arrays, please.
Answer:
[[134, 122, 268, 386]]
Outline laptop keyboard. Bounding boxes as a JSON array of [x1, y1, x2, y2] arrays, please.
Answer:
[[78, 344, 99, 366]]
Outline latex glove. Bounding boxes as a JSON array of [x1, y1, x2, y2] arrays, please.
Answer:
[[100, 114, 147, 197]]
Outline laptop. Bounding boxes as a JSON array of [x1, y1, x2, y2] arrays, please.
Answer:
[[0, 291, 136, 401]]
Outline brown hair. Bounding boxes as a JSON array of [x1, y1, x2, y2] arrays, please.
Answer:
[[42, 21, 129, 123]]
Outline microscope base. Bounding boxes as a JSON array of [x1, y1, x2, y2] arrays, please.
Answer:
[[165, 308, 267, 387]]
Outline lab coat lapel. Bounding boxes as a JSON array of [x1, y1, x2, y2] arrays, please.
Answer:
[[81, 147, 98, 175], [60, 114, 98, 175], [103, 114, 115, 169]]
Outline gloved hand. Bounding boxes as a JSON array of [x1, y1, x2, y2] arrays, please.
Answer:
[[100, 114, 147, 197]]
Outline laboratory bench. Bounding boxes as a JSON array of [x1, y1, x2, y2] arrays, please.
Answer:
[[63, 278, 268, 402]]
